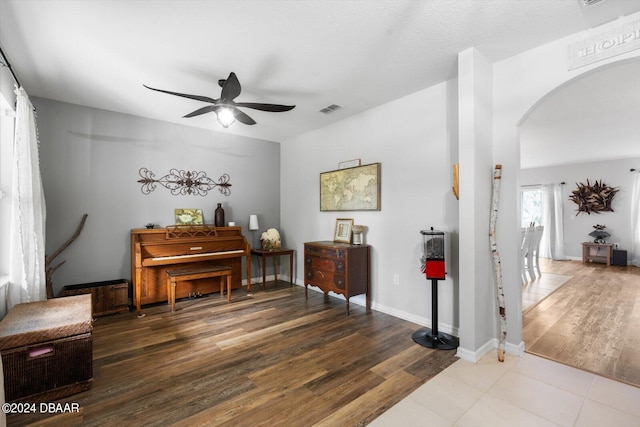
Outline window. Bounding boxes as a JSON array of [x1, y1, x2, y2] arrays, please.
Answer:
[[521, 187, 542, 227], [0, 92, 15, 278]]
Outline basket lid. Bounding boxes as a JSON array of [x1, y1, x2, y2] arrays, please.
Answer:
[[0, 294, 93, 349]]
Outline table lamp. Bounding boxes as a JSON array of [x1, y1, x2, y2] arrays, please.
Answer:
[[249, 214, 259, 248]]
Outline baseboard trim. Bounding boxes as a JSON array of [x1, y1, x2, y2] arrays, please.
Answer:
[[457, 338, 525, 362]]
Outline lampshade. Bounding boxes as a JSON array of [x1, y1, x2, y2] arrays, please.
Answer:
[[216, 107, 236, 128], [249, 214, 259, 231]]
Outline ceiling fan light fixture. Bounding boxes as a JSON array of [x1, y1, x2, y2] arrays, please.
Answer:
[[216, 107, 236, 128]]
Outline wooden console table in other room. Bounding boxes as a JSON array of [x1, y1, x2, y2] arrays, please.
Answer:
[[582, 242, 614, 265], [251, 248, 294, 290]]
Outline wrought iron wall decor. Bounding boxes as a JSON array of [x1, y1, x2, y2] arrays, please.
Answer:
[[138, 167, 231, 196], [569, 179, 618, 215]]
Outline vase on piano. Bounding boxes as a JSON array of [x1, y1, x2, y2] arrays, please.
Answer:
[[215, 203, 225, 227]]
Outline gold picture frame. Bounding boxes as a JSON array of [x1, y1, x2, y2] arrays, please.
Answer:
[[334, 218, 354, 243], [174, 208, 204, 225]]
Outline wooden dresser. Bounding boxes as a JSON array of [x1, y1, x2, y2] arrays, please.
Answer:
[[303, 241, 370, 314]]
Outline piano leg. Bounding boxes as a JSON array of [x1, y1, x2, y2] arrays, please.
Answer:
[[246, 247, 252, 295], [135, 266, 146, 318]]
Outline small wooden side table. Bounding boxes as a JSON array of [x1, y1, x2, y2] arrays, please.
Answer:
[[581, 242, 613, 265], [251, 248, 295, 290]]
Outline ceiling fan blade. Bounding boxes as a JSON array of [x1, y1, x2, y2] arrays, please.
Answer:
[[220, 72, 242, 102], [231, 107, 256, 125], [183, 105, 217, 118], [144, 85, 217, 104], [235, 102, 296, 112]]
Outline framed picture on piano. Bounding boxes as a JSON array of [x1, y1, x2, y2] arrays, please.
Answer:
[[174, 208, 204, 225]]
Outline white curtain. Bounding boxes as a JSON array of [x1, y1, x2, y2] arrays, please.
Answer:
[[4, 87, 47, 317], [540, 183, 567, 260], [631, 170, 640, 267]]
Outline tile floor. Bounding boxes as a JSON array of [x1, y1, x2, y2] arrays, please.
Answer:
[[370, 350, 640, 427]]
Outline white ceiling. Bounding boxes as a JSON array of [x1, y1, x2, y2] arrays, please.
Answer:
[[1, 0, 640, 151]]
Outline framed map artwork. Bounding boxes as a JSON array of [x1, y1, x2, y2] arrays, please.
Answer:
[[320, 163, 380, 211]]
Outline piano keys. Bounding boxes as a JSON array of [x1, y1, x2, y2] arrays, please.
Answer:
[[131, 225, 251, 315]]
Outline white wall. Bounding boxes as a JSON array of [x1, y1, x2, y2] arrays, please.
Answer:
[[521, 157, 640, 260], [281, 79, 460, 333], [35, 97, 281, 295]]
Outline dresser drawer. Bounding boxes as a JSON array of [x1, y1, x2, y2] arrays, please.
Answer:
[[305, 245, 345, 259], [305, 255, 345, 273], [305, 267, 345, 290]]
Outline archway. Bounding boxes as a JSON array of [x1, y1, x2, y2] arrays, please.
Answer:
[[515, 57, 640, 384]]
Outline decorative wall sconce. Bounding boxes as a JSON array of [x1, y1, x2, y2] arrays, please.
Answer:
[[138, 167, 231, 196]]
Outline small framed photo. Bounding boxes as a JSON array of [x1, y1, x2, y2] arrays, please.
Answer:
[[174, 208, 204, 225], [338, 159, 361, 170], [333, 218, 354, 243]]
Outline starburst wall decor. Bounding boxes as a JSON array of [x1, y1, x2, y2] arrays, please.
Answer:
[[137, 167, 231, 196], [569, 179, 618, 215]]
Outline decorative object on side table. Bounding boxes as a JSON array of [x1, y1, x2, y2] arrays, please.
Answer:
[[249, 214, 259, 248], [589, 224, 610, 243], [260, 228, 281, 251], [334, 218, 354, 243], [351, 225, 365, 245]]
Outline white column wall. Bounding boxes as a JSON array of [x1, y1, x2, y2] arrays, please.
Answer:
[[457, 48, 496, 361]]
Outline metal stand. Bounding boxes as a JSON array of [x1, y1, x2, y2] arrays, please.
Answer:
[[412, 279, 459, 350]]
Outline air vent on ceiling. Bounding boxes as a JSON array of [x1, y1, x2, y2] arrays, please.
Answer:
[[319, 104, 342, 114], [582, 0, 605, 6]]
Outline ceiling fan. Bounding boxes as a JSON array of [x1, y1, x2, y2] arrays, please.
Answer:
[[144, 72, 295, 128]]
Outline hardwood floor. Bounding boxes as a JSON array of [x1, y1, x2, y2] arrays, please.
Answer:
[[523, 259, 640, 388], [7, 282, 458, 426]]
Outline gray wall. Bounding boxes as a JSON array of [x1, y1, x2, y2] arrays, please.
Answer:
[[34, 97, 281, 295], [521, 157, 640, 260]]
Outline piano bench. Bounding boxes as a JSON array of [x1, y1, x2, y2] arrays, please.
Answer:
[[166, 266, 233, 311]]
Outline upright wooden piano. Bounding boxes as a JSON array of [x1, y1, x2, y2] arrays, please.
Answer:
[[131, 225, 251, 315]]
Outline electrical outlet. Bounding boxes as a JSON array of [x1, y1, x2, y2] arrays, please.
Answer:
[[393, 274, 399, 285]]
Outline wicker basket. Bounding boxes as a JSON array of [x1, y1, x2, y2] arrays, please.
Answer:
[[0, 294, 93, 402]]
